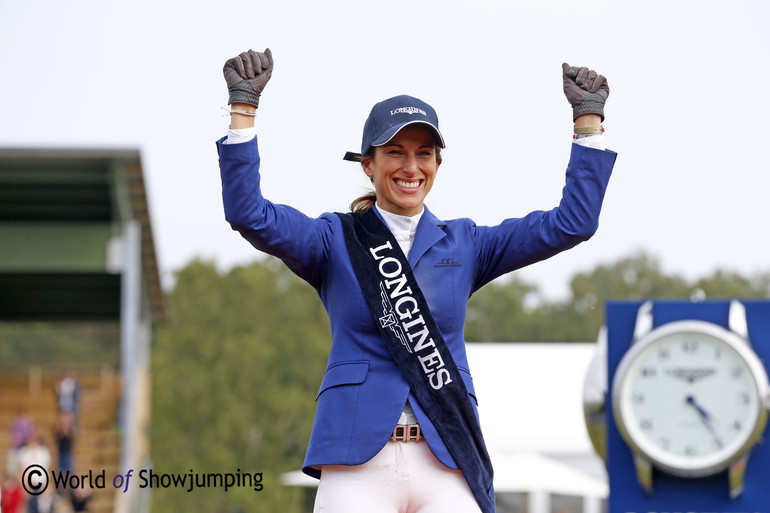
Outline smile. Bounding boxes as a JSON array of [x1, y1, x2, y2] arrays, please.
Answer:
[[395, 179, 421, 190]]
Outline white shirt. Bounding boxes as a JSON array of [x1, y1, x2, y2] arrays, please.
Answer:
[[375, 204, 422, 258]]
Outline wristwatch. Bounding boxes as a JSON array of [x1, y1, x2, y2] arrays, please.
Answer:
[[611, 300, 770, 498]]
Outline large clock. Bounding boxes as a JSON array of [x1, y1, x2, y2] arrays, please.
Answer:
[[611, 300, 770, 498]]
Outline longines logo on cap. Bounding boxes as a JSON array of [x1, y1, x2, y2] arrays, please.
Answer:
[[390, 106, 427, 116]]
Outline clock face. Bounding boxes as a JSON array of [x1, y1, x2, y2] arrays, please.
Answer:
[[613, 320, 769, 476]]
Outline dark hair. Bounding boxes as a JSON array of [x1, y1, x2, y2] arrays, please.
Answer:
[[349, 146, 443, 213]]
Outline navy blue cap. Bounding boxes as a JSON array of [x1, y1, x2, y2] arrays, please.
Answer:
[[343, 95, 445, 162]]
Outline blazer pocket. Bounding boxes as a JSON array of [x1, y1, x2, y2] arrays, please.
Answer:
[[315, 360, 370, 400]]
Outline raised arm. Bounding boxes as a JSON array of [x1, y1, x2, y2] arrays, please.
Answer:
[[217, 48, 332, 288], [471, 62, 616, 290]]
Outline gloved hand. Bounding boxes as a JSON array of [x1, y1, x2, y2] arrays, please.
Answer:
[[562, 63, 609, 121], [223, 48, 274, 107]]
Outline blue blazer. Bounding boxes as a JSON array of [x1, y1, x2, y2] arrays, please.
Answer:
[[217, 136, 617, 478]]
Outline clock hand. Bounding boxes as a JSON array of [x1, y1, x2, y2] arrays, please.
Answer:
[[686, 395, 723, 448]]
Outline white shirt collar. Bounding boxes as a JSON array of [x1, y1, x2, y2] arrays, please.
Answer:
[[374, 203, 423, 257]]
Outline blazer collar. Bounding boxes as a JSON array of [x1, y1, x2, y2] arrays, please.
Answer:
[[410, 205, 447, 267]]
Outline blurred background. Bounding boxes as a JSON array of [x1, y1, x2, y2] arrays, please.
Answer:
[[1, 1, 769, 512]]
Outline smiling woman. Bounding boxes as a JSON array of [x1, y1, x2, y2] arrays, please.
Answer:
[[347, 96, 444, 215], [359, 124, 440, 216], [362, 114, 441, 216], [216, 48, 617, 513]]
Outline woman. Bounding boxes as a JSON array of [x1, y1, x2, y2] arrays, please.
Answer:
[[217, 48, 616, 513]]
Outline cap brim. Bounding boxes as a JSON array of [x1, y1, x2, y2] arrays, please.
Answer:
[[372, 120, 445, 149], [342, 151, 362, 162]]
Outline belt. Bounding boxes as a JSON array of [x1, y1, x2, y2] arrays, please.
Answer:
[[391, 424, 423, 442]]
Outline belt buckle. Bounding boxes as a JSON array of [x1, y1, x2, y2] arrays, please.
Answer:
[[391, 425, 422, 442]]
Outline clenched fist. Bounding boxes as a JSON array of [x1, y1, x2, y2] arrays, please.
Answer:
[[223, 48, 274, 108], [562, 63, 609, 121]]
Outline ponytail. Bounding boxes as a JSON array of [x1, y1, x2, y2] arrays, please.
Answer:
[[350, 191, 377, 213]]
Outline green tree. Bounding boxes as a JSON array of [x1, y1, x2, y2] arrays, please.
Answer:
[[464, 276, 539, 342], [693, 269, 770, 299], [563, 252, 692, 340], [0, 321, 119, 366], [463, 251, 770, 343], [565, 253, 770, 340], [151, 259, 329, 513]]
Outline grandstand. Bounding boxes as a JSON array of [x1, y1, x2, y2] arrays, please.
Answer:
[[0, 148, 164, 513]]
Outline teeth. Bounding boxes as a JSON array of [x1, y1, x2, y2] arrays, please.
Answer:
[[396, 180, 420, 189]]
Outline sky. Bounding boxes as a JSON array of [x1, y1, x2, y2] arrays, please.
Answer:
[[2, 0, 769, 301]]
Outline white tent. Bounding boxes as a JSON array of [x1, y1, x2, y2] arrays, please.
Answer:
[[465, 343, 599, 455], [489, 450, 607, 497]]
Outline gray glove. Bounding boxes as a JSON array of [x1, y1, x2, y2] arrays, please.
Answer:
[[223, 48, 274, 107], [562, 63, 609, 121]]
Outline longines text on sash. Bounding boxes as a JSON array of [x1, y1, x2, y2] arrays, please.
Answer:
[[369, 241, 453, 390]]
